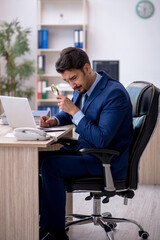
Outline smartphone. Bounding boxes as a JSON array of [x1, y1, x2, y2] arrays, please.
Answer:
[[51, 84, 59, 96]]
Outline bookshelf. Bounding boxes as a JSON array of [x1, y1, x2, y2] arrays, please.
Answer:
[[36, 0, 88, 114]]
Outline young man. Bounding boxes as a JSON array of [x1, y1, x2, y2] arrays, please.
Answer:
[[39, 47, 133, 240]]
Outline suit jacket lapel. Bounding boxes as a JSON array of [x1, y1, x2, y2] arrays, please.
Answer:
[[82, 72, 109, 113]]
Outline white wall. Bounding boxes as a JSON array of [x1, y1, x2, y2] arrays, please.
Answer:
[[87, 0, 160, 88], [0, 0, 37, 108], [0, 0, 160, 109]]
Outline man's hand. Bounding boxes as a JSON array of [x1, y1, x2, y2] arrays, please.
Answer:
[[40, 116, 58, 128], [57, 95, 80, 116]]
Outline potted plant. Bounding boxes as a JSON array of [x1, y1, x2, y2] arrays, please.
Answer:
[[0, 19, 35, 99]]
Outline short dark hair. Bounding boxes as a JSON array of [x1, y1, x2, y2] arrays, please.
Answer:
[[55, 47, 90, 73]]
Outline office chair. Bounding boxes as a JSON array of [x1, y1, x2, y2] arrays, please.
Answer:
[[57, 81, 159, 240]]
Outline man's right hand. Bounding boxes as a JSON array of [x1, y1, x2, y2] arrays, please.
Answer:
[[40, 116, 58, 128]]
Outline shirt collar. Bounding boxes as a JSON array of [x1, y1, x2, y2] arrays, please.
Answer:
[[86, 72, 102, 97]]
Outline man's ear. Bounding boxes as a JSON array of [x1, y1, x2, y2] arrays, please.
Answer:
[[83, 63, 92, 74]]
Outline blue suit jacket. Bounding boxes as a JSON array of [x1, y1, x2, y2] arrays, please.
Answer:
[[55, 71, 133, 179]]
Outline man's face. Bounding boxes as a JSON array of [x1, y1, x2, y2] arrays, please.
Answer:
[[61, 64, 94, 94]]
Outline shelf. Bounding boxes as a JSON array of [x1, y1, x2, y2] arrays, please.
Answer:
[[44, 86, 73, 92], [37, 48, 85, 53], [38, 74, 61, 78], [59, 89, 73, 92], [39, 24, 85, 28], [37, 49, 61, 52], [37, 99, 57, 103], [41, 0, 83, 1], [39, 0, 87, 26]]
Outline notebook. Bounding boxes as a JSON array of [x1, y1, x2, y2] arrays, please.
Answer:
[[0, 96, 65, 131]]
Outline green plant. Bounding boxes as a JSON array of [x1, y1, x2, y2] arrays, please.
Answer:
[[0, 19, 35, 99]]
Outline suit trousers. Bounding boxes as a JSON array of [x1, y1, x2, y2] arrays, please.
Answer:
[[39, 149, 103, 229]]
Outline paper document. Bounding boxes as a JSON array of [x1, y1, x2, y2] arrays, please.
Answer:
[[38, 126, 67, 132]]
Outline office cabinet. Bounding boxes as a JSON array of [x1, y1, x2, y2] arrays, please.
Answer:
[[139, 115, 160, 184]]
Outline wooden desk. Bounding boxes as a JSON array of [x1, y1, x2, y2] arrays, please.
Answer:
[[139, 116, 160, 184], [0, 124, 73, 240]]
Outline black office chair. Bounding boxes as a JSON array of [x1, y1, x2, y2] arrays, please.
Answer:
[[57, 81, 159, 240]]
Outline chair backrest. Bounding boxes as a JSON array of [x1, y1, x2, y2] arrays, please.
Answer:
[[126, 81, 159, 189]]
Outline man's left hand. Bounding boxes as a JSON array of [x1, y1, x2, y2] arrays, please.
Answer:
[[56, 95, 80, 117]]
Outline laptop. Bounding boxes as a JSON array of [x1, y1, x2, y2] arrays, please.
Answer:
[[0, 96, 65, 131]]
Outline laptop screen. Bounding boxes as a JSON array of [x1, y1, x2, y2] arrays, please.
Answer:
[[0, 96, 36, 128]]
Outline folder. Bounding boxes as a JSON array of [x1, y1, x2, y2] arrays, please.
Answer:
[[42, 80, 48, 99], [42, 29, 48, 49], [37, 79, 42, 99], [38, 30, 43, 48], [74, 29, 79, 48], [38, 29, 48, 49], [37, 55, 45, 73], [79, 29, 83, 49], [38, 106, 59, 116], [73, 29, 83, 49]]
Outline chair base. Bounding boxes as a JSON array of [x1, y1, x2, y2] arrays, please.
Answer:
[[66, 213, 149, 240], [66, 213, 114, 240], [65, 196, 149, 240]]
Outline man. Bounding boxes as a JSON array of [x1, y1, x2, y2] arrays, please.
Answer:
[[39, 47, 133, 240]]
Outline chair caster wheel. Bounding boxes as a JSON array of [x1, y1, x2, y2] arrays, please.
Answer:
[[65, 227, 69, 232], [107, 222, 117, 229], [104, 225, 112, 233], [139, 230, 149, 239]]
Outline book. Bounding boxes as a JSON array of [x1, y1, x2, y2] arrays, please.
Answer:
[[0, 110, 50, 125]]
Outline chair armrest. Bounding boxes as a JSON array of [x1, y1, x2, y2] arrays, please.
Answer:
[[52, 137, 78, 147], [79, 148, 120, 164], [54, 138, 119, 163], [79, 148, 120, 192]]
